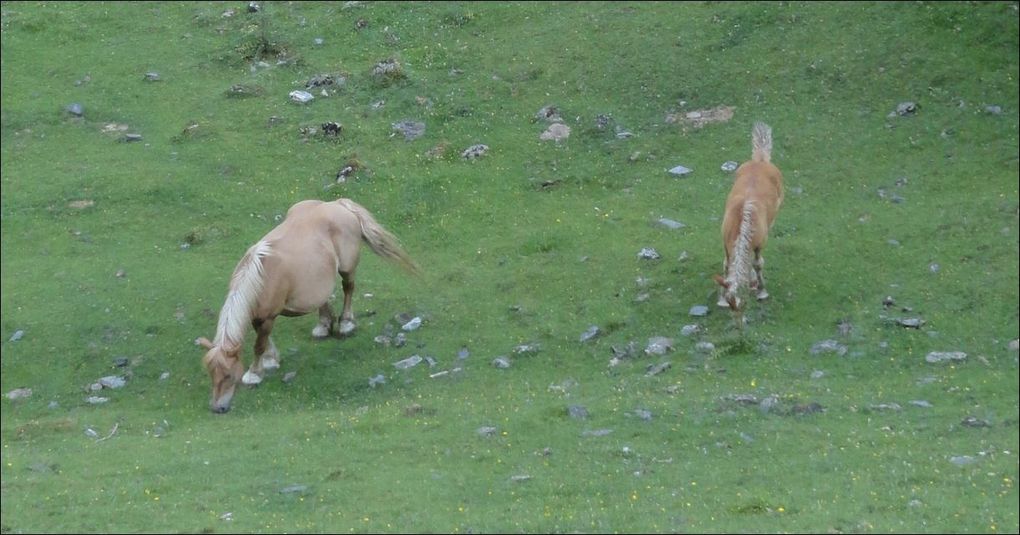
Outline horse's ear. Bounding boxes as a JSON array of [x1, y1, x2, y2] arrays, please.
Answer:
[[713, 275, 729, 289], [195, 337, 214, 350]]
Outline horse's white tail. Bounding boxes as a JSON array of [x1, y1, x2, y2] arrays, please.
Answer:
[[725, 201, 756, 297], [213, 240, 272, 350], [751, 122, 772, 163], [337, 199, 420, 275]]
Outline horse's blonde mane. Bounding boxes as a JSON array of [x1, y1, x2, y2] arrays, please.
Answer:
[[725, 201, 755, 297], [213, 240, 271, 349]]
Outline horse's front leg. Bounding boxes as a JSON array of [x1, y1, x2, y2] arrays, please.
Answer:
[[717, 256, 732, 308], [312, 302, 335, 339], [243, 317, 278, 385], [337, 272, 356, 336]]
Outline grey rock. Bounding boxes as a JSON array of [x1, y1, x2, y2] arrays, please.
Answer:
[[925, 351, 967, 363], [908, 400, 933, 408], [581, 429, 613, 437], [392, 120, 425, 141], [694, 341, 715, 353], [282, 371, 297, 383], [984, 105, 1002, 115], [868, 402, 902, 411], [810, 370, 826, 380], [461, 144, 489, 160], [668, 165, 692, 176], [961, 416, 990, 428], [759, 395, 780, 413], [401, 316, 422, 331], [424, 356, 438, 368], [810, 339, 848, 357], [637, 247, 661, 260], [680, 324, 701, 337], [477, 426, 497, 437], [113, 357, 129, 368], [143, 72, 160, 81], [579, 325, 600, 343], [656, 218, 686, 230], [9, 330, 24, 342], [99, 376, 126, 389], [1008, 339, 1018, 352], [66, 103, 84, 116], [368, 374, 386, 387], [892, 101, 918, 117], [689, 305, 709, 317], [567, 405, 589, 420], [159, 371, 170, 381], [279, 484, 309, 495], [512, 343, 540, 355], [394, 355, 423, 369], [645, 362, 671, 376], [949, 455, 977, 466], [5, 388, 32, 400], [288, 90, 314, 104], [86, 396, 109, 404], [721, 161, 738, 172], [630, 409, 653, 421], [929, 263, 941, 274], [457, 347, 470, 360], [897, 318, 925, 329], [535, 105, 561, 122], [644, 336, 674, 356], [492, 356, 511, 369]]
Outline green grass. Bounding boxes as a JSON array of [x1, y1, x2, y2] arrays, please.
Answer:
[[2, 1, 1018, 533]]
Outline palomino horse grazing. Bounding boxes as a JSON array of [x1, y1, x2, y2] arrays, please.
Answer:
[[196, 198, 418, 413], [713, 122, 784, 325]]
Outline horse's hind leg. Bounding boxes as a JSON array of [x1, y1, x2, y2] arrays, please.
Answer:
[[337, 271, 356, 336], [313, 303, 335, 339], [243, 317, 278, 385], [753, 252, 769, 301], [717, 257, 731, 308]]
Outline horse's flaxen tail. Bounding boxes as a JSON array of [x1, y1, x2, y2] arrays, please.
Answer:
[[751, 122, 772, 163], [338, 199, 420, 275], [726, 201, 756, 298]]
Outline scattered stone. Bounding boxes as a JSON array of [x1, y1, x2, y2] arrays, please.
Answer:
[[477, 426, 498, 437], [394, 355, 423, 369], [288, 90, 314, 104], [836, 319, 853, 337], [984, 105, 1002, 115], [579, 325, 600, 343], [656, 218, 686, 230], [424, 356, 438, 368], [368, 374, 386, 387], [9, 330, 24, 342], [401, 317, 422, 331], [929, 262, 940, 274], [868, 402, 902, 412], [1007, 339, 1018, 352], [535, 105, 561, 122], [567, 405, 589, 420], [896, 318, 925, 329], [890, 101, 918, 117], [113, 357, 129, 368], [143, 72, 160, 82], [645, 362, 671, 377], [66, 103, 84, 117], [84, 427, 100, 438], [961, 416, 990, 428], [247, 1, 261, 13], [668, 165, 692, 176], [510, 474, 532, 482], [629, 409, 653, 421], [279, 485, 310, 495], [539, 123, 571, 142], [689, 305, 709, 317], [694, 341, 715, 353], [680, 324, 701, 337], [810, 339, 848, 357], [512, 343, 540, 355], [392, 120, 425, 141], [644, 337, 673, 356], [159, 372, 170, 381], [810, 370, 825, 380], [5, 388, 32, 400], [758, 395, 780, 413], [721, 161, 738, 172], [882, 296, 896, 308], [313, 37, 324, 46], [637, 247, 660, 260], [282, 371, 297, 383], [48, 400, 59, 409], [581, 429, 613, 437], [457, 347, 470, 360], [121, 134, 143, 143], [461, 144, 488, 160], [98, 376, 126, 389], [683, 106, 734, 128], [908, 400, 933, 408], [321, 121, 342, 136], [305, 73, 346, 90], [491, 356, 511, 369], [949, 455, 976, 466], [86, 396, 109, 404], [925, 351, 967, 364]]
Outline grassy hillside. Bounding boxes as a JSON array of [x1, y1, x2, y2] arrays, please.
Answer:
[[2, 2, 1017, 533]]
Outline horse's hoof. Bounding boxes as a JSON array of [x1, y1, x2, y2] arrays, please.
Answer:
[[756, 289, 770, 301], [338, 320, 356, 336], [241, 371, 263, 385], [312, 325, 330, 338], [717, 297, 731, 308]]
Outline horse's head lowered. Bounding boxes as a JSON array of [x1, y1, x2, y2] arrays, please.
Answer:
[[713, 274, 747, 327], [196, 337, 244, 413]]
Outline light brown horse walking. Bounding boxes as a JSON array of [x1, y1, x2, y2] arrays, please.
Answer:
[[713, 122, 784, 325], [196, 198, 418, 413]]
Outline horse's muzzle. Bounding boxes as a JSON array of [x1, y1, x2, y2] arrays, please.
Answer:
[[211, 405, 231, 414]]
